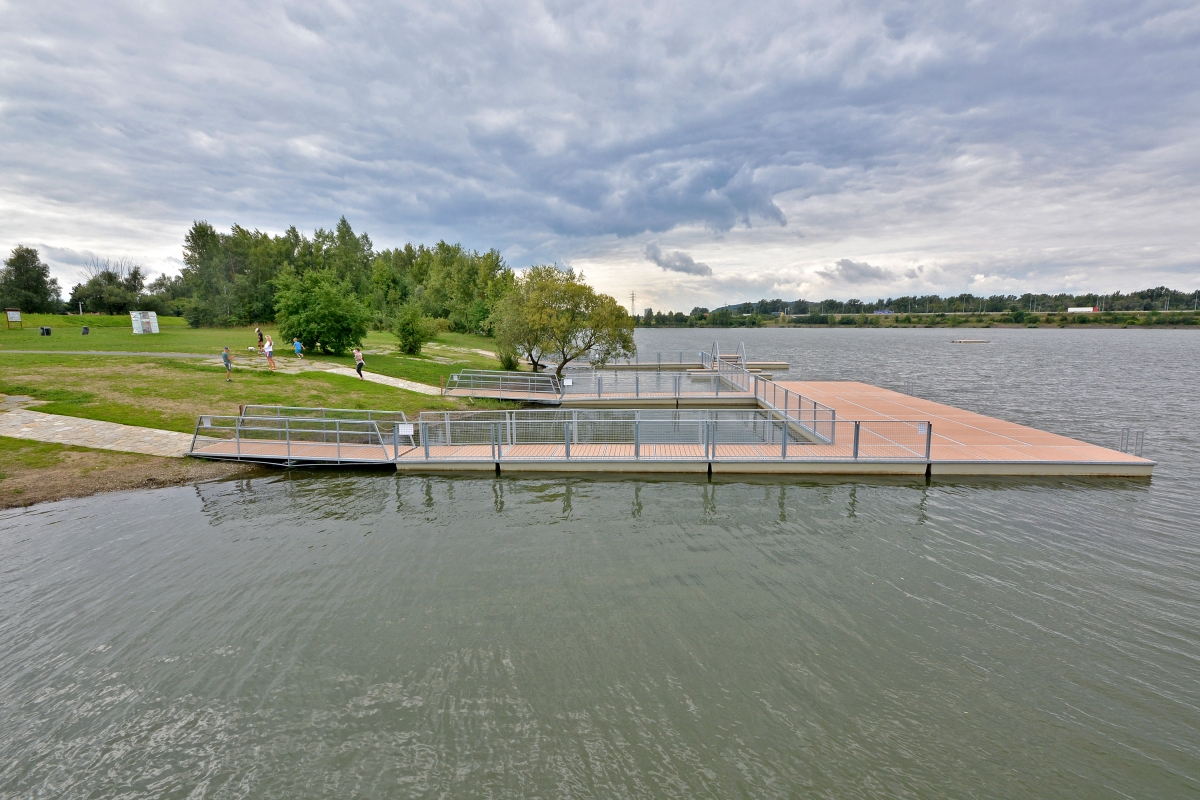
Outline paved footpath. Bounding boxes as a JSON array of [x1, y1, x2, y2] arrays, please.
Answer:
[[0, 409, 193, 457], [325, 367, 443, 395]]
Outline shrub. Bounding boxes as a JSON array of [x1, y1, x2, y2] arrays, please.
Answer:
[[392, 302, 439, 355]]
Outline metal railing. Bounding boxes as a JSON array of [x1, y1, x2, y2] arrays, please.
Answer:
[[240, 405, 409, 424], [406, 409, 932, 463], [443, 370, 562, 401], [752, 380, 837, 443], [558, 369, 753, 399], [189, 415, 416, 464]]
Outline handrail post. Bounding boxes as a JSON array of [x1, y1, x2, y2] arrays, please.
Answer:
[[925, 421, 933, 461], [852, 421, 860, 460], [394, 423, 400, 462], [286, 418, 291, 463], [235, 416, 241, 458], [635, 418, 640, 459], [781, 417, 787, 460], [565, 423, 571, 459], [422, 422, 430, 460], [635, 372, 640, 398], [336, 420, 341, 462]]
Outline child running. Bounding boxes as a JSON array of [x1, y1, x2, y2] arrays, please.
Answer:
[[293, 338, 304, 359], [353, 348, 365, 379], [264, 336, 276, 371], [222, 346, 232, 381]]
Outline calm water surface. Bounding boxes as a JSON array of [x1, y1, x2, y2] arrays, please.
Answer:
[[1, 329, 1197, 798]]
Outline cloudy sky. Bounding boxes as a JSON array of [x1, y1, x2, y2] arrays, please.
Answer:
[[2, 0, 1198, 310]]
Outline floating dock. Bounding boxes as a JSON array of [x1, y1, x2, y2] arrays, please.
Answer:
[[187, 383, 1154, 477]]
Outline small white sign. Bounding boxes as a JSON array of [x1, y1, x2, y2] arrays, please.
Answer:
[[563, 378, 573, 386], [397, 423, 414, 436], [5, 310, 20, 323]]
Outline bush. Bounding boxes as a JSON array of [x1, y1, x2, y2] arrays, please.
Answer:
[[392, 303, 439, 355], [498, 349, 520, 371], [274, 268, 369, 355]]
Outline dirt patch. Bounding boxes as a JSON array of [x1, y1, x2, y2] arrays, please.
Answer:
[[0, 438, 263, 509]]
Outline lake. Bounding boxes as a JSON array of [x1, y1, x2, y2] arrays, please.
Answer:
[[1, 328, 1197, 798]]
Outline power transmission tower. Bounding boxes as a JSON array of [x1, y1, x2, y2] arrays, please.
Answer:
[[630, 291, 636, 317]]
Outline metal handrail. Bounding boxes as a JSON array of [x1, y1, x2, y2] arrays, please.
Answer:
[[189, 415, 397, 464], [240, 405, 408, 423], [444, 369, 562, 400], [406, 409, 932, 463]]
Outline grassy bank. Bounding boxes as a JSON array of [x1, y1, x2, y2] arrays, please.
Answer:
[[0, 435, 254, 509]]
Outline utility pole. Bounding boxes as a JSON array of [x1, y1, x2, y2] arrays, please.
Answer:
[[630, 291, 636, 318]]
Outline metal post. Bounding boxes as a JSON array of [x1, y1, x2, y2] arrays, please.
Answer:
[[286, 418, 291, 463], [781, 417, 788, 460], [852, 421, 860, 460], [235, 416, 241, 458], [565, 423, 571, 459], [597, 376, 603, 398], [1135, 430, 1144, 458], [710, 419, 717, 460], [572, 410, 578, 444], [1120, 427, 1130, 453], [336, 420, 341, 462], [925, 422, 933, 461], [393, 423, 399, 461], [635, 372, 640, 398], [445, 411, 451, 446], [635, 416, 640, 459], [422, 422, 430, 460]]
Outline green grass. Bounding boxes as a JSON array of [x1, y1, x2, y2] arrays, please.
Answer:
[[0, 353, 481, 433], [0, 435, 80, 472]]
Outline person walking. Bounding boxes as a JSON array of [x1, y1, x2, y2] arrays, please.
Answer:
[[293, 338, 304, 359], [255, 327, 264, 354], [222, 346, 233, 381], [264, 336, 276, 371], [353, 347, 365, 379]]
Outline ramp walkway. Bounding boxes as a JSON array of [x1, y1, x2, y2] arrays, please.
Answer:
[[0, 408, 195, 457]]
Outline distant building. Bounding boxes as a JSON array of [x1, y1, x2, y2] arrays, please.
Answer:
[[873, 310, 893, 315], [1067, 307, 1099, 313]]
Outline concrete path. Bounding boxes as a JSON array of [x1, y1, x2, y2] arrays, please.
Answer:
[[326, 367, 443, 395], [0, 409, 193, 457]]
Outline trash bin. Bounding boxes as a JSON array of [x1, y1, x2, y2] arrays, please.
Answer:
[[81, 326, 89, 335], [39, 326, 51, 336]]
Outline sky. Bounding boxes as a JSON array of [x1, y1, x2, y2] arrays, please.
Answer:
[[2, 0, 1198, 311]]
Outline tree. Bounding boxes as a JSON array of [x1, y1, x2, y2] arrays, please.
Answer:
[[491, 265, 635, 377], [392, 302, 438, 355], [0, 246, 61, 313], [68, 257, 146, 315], [273, 267, 369, 355]]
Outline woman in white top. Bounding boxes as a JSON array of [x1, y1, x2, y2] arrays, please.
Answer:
[[264, 336, 276, 371]]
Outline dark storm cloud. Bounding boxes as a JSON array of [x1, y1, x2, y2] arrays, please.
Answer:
[[1, 0, 1198, 292], [644, 242, 713, 276]]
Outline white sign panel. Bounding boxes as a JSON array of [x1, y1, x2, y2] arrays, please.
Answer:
[[5, 310, 20, 323], [130, 310, 160, 334], [397, 423, 415, 436]]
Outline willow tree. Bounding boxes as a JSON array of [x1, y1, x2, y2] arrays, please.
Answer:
[[491, 265, 635, 376]]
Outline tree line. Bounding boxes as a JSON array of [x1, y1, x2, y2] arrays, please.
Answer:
[[639, 287, 1200, 327], [0, 221, 636, 366]]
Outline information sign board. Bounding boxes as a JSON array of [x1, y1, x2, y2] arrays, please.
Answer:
[[130, 310, 160, 334], [5, 308, 20, 329]]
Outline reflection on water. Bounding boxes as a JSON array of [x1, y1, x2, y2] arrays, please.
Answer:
[[2, 329, 1199, 798]]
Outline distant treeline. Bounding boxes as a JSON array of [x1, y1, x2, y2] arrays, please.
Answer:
[[640, 287, 1200, 327]]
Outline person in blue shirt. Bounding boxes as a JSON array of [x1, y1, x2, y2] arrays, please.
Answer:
[[293, 338, 304, 359], [222, 347, 232, 381]]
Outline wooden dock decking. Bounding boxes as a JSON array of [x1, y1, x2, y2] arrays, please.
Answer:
[[773, 381, 1152, 476]]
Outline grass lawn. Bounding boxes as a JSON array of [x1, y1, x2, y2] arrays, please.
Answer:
[[0, 353, 510, 433], [0, 435, 249, 509]]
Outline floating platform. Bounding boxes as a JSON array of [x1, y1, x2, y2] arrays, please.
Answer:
[[772, 382, 1152, 477], [187, 386, 1154, 478]]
